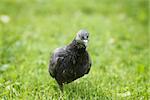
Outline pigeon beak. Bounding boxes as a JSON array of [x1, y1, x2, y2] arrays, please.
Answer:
[[83, 40, 88, 46]]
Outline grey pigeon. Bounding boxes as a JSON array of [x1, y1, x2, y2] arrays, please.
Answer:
[[48, 29, 92, 92]]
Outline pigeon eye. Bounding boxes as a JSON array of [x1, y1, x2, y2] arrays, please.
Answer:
[[81, 36, 84, 40], [87, 36, 89, 38]]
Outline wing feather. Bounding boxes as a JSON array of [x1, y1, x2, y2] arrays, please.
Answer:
[[49, 47, 66, 77]]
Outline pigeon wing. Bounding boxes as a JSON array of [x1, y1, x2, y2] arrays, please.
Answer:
[[49, 47, 66, 78]]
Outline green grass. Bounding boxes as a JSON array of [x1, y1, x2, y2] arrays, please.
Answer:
[[0, 0, 149, 99]]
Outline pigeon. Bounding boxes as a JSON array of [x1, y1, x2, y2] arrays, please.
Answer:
[[48, 29, 92, 92]]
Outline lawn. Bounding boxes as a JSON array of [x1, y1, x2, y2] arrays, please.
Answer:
[[0, 0, 149, 99]]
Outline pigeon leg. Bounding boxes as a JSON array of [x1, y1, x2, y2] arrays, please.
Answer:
[[56, 80, 64, 92], [58, 83, 63, 93]]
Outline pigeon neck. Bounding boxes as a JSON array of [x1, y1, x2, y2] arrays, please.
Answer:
[[69, 39, 86, 51]]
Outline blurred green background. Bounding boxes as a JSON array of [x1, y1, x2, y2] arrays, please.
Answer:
[[0, 0, 149, 99]]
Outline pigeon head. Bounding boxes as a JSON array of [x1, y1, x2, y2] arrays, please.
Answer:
[[75, 29, 89, 47]]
